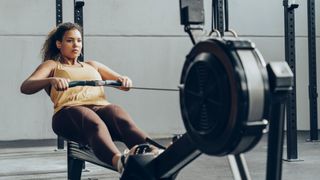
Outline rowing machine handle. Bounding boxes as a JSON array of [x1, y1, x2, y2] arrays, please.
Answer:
[[68, 80, 122, 88], [68, 80, 94, 87], [104, 80, 123, 87]]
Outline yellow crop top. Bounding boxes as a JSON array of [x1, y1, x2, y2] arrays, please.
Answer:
[[50, 61, 110, 113]]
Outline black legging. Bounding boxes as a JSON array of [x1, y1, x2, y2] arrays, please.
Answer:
[[52, 104, 148, 166]]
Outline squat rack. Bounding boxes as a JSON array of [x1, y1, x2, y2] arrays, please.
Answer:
[[307, 0, 318, 142], [283, 0, 299, 161], [74, 0, 85, 61], [55, 0, 85, 150], [283, 0, 319, 161], [212, 0, 225, 36], [56, 0, 64, 150]]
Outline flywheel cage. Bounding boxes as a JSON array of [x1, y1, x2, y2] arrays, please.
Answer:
[[180, 38, 269, 155], [183, 53, 231, 137]]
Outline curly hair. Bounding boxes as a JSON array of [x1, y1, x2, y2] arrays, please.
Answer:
[[41, 22, 83, 62]]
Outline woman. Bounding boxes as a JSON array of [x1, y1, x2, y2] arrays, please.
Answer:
[[20, 22, 157, 173]]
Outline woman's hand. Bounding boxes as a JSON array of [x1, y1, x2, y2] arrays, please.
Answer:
[[117, 76, 132, 91], [49, 77, 70, 91]]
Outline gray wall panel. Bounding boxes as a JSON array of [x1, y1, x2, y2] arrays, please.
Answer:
[[229, 0, 284, 36], [0, 36, 54, 140], [82, 0, 182, 35], [229, 0, 320, 36], [0, 0, 55, 35]]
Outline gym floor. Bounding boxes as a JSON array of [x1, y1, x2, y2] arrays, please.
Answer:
[[0, 132, 319, 180]]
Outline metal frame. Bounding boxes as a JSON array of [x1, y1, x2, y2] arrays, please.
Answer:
[[74, 0, 85, 61], [266, 62, 294, 180], [228, 154, 251, 180], [307, 0, 318, 141], [74, 0, 84, 27], [212, 0, 224, 36], [56, 0, 64, 150], [55, 0, 86, 153], [266, 85, 287, 180], [56, 0, 63, 25], [121, 134, 201, 180], [67, 141, 116, 179], [179, 0, 205, 45], [283, 0, 299, 161]]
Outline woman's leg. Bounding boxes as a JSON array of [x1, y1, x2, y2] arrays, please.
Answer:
[[52, 106, 121, 166], [94, 104, 148, 148]]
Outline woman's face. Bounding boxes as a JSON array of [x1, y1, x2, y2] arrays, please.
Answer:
[[56, 29, 82, 60]]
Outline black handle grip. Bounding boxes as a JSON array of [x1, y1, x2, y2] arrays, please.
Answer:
[[68, 81, 80, 88], [68, 81, 95, 87], [68, 80, 122, 88]]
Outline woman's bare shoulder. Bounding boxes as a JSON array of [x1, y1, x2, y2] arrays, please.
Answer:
[[85, 60, 100, 69], [41, 60, 58, 67], [33, 60, 58, 72]]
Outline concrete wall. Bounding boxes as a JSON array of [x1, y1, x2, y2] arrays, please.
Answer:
[[0, 0, 319, 140]]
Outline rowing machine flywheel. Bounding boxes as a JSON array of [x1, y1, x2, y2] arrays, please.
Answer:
[[180, 38, 270, 156]]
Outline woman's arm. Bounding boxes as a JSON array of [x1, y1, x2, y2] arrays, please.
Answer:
[[86, 60, 132, 91], [20, 60, 69, 94]]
